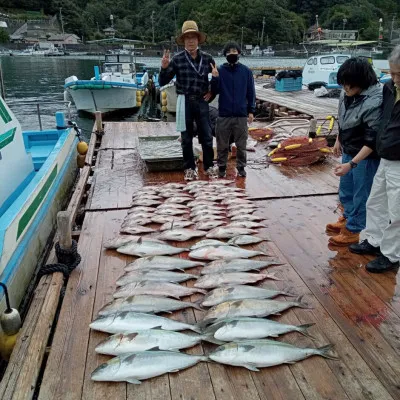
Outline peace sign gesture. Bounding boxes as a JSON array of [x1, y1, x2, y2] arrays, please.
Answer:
[[161, 49, 170, 69], [210, 63, 219, 77]]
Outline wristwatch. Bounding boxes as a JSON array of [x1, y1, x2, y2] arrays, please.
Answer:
[[349, 161, 358, 169]]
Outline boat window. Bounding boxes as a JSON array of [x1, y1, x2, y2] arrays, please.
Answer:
[[313, 58, 318, 65], [104, 64, 122, 73], [336, 56, 349, 64], [320, 56, 335, 65], [307, 58, 314, 65]]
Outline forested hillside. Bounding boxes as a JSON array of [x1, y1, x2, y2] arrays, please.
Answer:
[[0, 0, 398, 44]]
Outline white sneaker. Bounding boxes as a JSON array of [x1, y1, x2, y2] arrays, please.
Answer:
[[205, 165, 218, 177], [184, 169, 198, 181]]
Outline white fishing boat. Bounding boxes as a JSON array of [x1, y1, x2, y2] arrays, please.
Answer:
[[263, 46, 275, 56], [64, 54, 148, 114], [0, 98, 78, 314]]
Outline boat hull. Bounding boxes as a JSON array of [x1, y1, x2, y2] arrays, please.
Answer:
[[67, 86, 138, 114], [161, 84, 177, 113], [0, 129, 78, 316]]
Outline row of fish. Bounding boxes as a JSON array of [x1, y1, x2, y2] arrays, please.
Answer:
[[91, 180, 337, 384]]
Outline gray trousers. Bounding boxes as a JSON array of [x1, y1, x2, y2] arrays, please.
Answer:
[[216, 117, 248, 169]]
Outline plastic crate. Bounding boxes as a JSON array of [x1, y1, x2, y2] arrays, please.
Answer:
[[275, 77, 303, 92]]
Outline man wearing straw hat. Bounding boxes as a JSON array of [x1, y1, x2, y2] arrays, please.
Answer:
[[159, 20, 216, 181]]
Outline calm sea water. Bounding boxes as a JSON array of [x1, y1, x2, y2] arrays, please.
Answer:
[[0, 55, 390, 139]]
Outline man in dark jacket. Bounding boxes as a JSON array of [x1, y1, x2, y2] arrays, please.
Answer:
[[211, 41, 256, 178], [159, 21, 215, 181], [349, 46, 400, 273]]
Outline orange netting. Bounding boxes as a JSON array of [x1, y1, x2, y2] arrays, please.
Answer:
[[248, 127, 275, 142], [268, 136, 331, 167]]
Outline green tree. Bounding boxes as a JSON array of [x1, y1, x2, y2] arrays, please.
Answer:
[[0, 28, 9, 43]]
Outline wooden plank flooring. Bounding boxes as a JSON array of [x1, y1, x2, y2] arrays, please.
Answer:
[[255, 84, 339, 118], [38, 121, 399, 400], [87, 121, 339, 210]]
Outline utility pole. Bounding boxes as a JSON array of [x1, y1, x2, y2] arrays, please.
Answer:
[[379, 18, 383, 47], [260, 16, 265, 47], [151, 11, 155, 44], [59, 7, 64, 35], [342, 18, 347, 40], [390, 15, 396, 42], [173, 4, 177, 37], [240, 26, 244, 52]]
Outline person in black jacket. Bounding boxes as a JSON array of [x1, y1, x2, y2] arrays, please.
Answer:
[[210, 41, 256, 178], [327, 58, 382, 246], [349, 47, 400, 273]]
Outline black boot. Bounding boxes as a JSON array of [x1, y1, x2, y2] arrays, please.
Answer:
[[218, 166, 226, 178], [366, 255, 399, 273], [349, 239, 381, 256]]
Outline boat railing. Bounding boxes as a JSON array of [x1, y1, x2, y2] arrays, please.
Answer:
[[6, 100, 74, 131]]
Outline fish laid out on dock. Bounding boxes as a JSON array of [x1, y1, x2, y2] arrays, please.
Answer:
[[124, 256, 204, 272], [113, 281, 206, 299], [90, 311, 202, 334], [98, 295, 203, 316], [201, 285, 295, 307], [208, 340, 337, 370], [95, 329, 221, 355], [202, 296, 308, 324], [204, 318, 316, 341], [91, 351, 208, 384], [194, 272, 280, 289], [88, 180, 338, 386], [116, 270, 198, 286]]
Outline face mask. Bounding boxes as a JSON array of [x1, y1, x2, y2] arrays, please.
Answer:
[[226, 54, 238, 64]]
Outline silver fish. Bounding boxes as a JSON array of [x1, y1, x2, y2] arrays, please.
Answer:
[[132, 194, 162, 201], [221, 198, 253, 206], [205, 318, 315, 341], [90, 311, 201, 334], [117, 240, 187, 257], [226, 221, 267, 229], [157, 203, 189, 210], [155, 208, 188, 216], [91, 351, 208, 384], [195, 220, 226, 231], [164, 196, 193, 204], [131, 199, 162, 207], [194, 272, 280, 289], [189, 245, 265, 261], [151, 215, 188, 224], [116, 270, 198, 286], [113, 281, 206, 299], [201, 259, 282, 275], [123, 212, 154, 220], [187, 200, 217, 207], [192, 214, 226, 223], [98, 295, 203, 315], [208, 340, 337, 370], [206, 227, 258, 239], [201, 285, 295, 307], [227, 209, 256, 218], [158, 191, 186, 198], [190, 239, 229, 250], [157, 229, 206, 242], [120, 225, 156, 235], [202, 296, 308, 323], [104, 235, 165, 249], [230, 214, 265, 221], [121, 217, 153, 226], [162, 183, 187, 190], [95, 330, 219, 355], [195, 195, 222, 202], [228, 235, 268, 246], [191, 204, 223, 212], [124, 256, 203, 272], [190, 209, 225, 218], [159, 220, 193, 231], [127, 206, 157, 214], [138, 185, 161, 192]]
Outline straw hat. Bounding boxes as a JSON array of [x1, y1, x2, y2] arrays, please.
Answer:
[[176, 20, 207, 45]]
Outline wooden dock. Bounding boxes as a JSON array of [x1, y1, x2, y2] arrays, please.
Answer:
[[255, 83, 339, 119], [2, 121, 400, 400]]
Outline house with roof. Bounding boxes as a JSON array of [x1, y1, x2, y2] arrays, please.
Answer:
[[48, 33, 81, 45]]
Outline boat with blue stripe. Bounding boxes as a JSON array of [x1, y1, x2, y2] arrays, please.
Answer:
[[64, 54, 149, 114], [0, 98, 78, 315]]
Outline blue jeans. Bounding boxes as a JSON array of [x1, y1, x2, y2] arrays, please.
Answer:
[[181, 96, 214, 170], [339, 153, 380, 233]]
